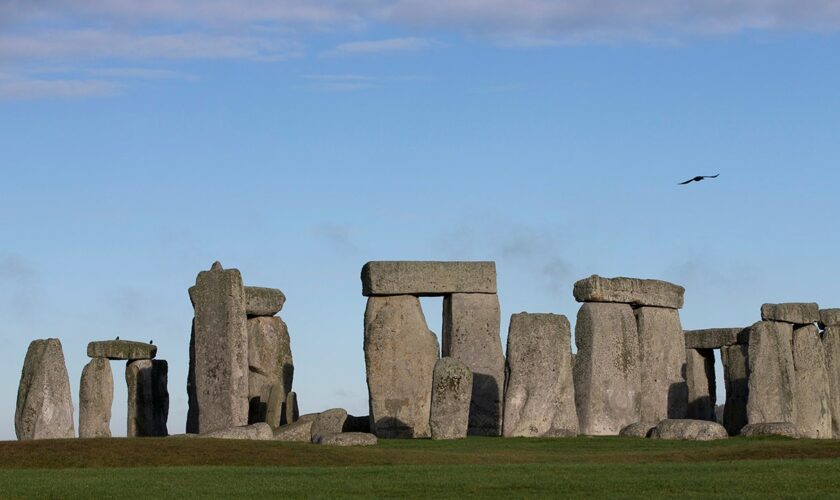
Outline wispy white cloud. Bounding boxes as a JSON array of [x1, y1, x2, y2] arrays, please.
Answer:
[[324, 36, 441, 56], [87, 67, 199, 80], [0, 76, 120, 100]]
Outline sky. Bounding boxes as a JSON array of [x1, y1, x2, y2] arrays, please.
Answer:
[[2, 0, 840, 440]]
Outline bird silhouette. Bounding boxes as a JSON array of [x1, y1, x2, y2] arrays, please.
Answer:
[[679, 174, 719, 185], [149, 340, 154, 344], [115, 336, 120, 340]]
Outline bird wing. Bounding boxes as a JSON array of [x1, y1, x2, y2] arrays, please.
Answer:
[[678, 179, 694, 185], [705, 174, 720, 179]]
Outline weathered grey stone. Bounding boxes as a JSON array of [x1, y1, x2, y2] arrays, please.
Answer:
[[272, 414, 317, 442], [247, 316, 294, 424], [202, 422, 274, 440], [343, 414, 371, 433], [265, 383, 284, 428], [792, 325, 832, 439], [635, 307, 687, 422], [747, 321, 796, 425], [87, 340, 156, 360], [151, 360, 169, 437], [79, 357, 113, 438], [820, 309, 840, 328], [824, 326, 840, 438], [760, 303, 819, 325], [126, 359, 168, 438], [503, 313, 578, 437], [721, 344, 750, 436], [740, 422, 800, 438], [364, 295, 438, 438], [311, 408, 348, 443], [188, 262, 249, 433], [317, 433, 378, 446], [573, 302, 641, 435], [430, 357, 472, 440], [361, 261, 496, 296], [573, 275, 684, 309], [619, 422, 656, 438], [15, 339, 75, 440], [245, 286, 286, 317], [283, 391, 299, 426], [685, 348, 716, 421], [442, 293, 504, 436], [684, 328, 749, 349], [650, 419, 728, 440]]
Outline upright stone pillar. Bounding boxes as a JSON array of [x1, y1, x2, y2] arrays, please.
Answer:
[[721, 344, 749, 436], [247, 316, 293, 424], [747, 321, 796, 425], [430, 357, 472, 440], [15, 339, 75, 440], [151, 360, 169, 437], [442, 293, 505, 436], [792, 325, 832, 438], [635, 306, 687, 422], [685, 348, 715, 421], [126, 360, 153, 437], [824, 323, 840, 438], [79, 357, 113, 438]]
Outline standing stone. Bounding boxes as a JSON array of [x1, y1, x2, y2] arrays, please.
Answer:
[[186, 320, 198, 434], [792, 325, 832, 438], [364, 295, 439, 438], [721, 344, 750, 436], [79, 357, 113, 438], [747, 321, 796, 425], [635, 307, 687, 422], [126, 360, 153, 437], [685, 349, 715, 421], [264, 383, 284, 427], [442, 293, 505, 436], [430, 357, 472, 440], [503, 313, 578, 437], [573, 302, 641, 435], [824, 326, 840, 438], [15, 339, 75, 440], [247, 316, 293, 424], [188, 262, 249, 433], [151, 360, 169, 437], [284, 391, 299, 425]]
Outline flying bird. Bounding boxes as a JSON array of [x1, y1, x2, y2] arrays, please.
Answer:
[[679, 174, 719, 185]]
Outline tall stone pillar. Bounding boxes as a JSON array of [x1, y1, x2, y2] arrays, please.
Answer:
[[635, 306, 687, 422], [792, 325, 831, 438], [15, 339, 75, 440], [721, 344, 749, 435], [685, 348, 716, 421], [747, 321, 796, 425], [823, 320, 840, 438], [127, 359, 168, 437], [79, 357, 113, 438]]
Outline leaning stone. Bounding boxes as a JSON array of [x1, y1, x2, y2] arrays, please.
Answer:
[[573, 275, 684, 309], [820, 309, 840, 328], [79, 357, 113, 438], [247, 316, 293, 424], [760, 303, 819, 325], [189, 262, 249, 433], [245, 286, 286, 317], [311, 408, 349, 443], [721, 344, 750, 436], [684, 328, 749, 349], [317, 432, 378, 446], [273, 414, 317, 442], [650, 419, 728, 441], [619, 422, 656, 438], [442, 293, 505, 436], [87, 340, 156, 360], [364, 295, 438, 438], [573, 302, 641, 435], [740, 422, 800, 438], [361, 261, 496, 296], [283, 391, 299, 426], [430, 357, 472, 440], [685, 349, 716, 421], [635, 307, 687, 422], [343, 414, 371, 433], [747, 321, 796, 425], [824, 326, 840, 438], [202, 422, 274, 440], [503, 313, 578, 437], [792, 325, 832, 438], [15, 339, 75, 440]]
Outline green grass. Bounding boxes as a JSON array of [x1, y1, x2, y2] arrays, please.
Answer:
[[1, 437, 839, 498]]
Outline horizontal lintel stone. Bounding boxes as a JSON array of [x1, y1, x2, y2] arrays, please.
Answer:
[[87, 340, 157, 360], [684, 328, 750, 349], [573, 275, 684, 309], [245, 286, 286, 317], [760, 303, 819, 325], [361, 261, 496, 296], [819, 309, 840, 328]]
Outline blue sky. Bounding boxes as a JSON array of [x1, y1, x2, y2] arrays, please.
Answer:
[[3, 1, 840, 439]]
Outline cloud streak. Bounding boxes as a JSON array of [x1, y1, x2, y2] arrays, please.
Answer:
[[324, 37, 441, 56]]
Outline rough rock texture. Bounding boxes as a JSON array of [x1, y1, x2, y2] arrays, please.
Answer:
[[684, 328, 749, 349], [747, 321, 796, 425], [503, 313, 578, 437], [265, 383, 284, 427], [361, 261, 496, 296], [311, 408, 348, 443], [188, 262, 249, 434], [364, 295, 439, 438], [317, 433, 378, 446], [635, 307, 687, 422], [284, 391, 299, 426], [573, 302, 641, 435], [792, 325, 832, 439], [79, 357, 113, 438], [202, 422, 274, 440], [245, 286, 286, 317], [573, 275, 684, 309], [247, 316, 293, 424], [685, 348, 716, 421], [760, 303, 819, 325], [87, 340, 156, 360], [740, 422, 800, 438], [272, 414, 317, 442], [126, 360, 168, 438], [820, 309, 840, 328], [824, 326, 840, 438], [619, 422, 656, 438], [650, 419, 728, 441], [721, 344, 750, 436], [430, 357, 472, 440], [15, 339, 75, 440], [442, 293, 505, 436]]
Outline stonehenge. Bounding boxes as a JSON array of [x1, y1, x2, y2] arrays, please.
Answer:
[[430, 357, 472, 440], [16, 339, 75, 440], [79, 357, 113, 438]]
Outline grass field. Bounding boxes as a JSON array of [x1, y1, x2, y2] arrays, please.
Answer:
[[1, 436, 839, 498]]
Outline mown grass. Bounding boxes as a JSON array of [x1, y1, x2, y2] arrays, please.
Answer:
[[1, 437, 839, 498]]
